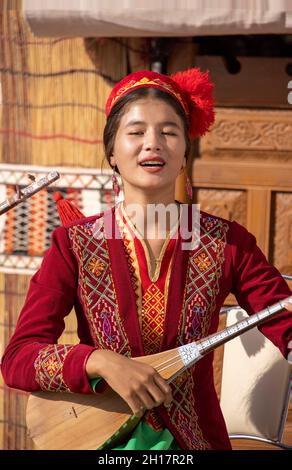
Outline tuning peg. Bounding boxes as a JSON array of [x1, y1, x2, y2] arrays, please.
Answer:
[[14, 185, 23, 198], [28, 174, 36, 182]]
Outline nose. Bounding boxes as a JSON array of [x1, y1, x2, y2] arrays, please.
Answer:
[[144, 143, 161, 152], [143, 130, 162, 152]]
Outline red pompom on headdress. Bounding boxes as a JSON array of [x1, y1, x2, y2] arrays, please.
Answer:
[[171, 68, 215, 139], [105, 68, 215, 139]]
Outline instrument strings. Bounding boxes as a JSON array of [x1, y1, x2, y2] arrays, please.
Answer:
[[153, 350, 189, 381]]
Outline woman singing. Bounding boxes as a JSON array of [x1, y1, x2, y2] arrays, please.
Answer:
[[1, 68, 292, 450]]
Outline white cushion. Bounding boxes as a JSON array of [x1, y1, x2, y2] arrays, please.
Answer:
[[220, 308, 291, 441]]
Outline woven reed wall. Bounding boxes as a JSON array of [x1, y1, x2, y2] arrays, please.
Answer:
[[0, 6, 114, 167]]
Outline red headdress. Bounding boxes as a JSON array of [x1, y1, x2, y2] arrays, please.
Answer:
[[105, 68, 215, 139]]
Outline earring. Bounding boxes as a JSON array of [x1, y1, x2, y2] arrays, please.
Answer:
[[180, 164, 193, 200], [112, 166, 120, 197], [185, 174, 193, 199]]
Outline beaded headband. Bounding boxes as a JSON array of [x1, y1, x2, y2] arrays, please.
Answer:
[[105, 68, 215, 139]]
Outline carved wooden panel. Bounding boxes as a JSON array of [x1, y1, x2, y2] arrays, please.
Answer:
[[201, 108, 292, 154], [271, 192, 292, 288], [193, 188, 247, 226]]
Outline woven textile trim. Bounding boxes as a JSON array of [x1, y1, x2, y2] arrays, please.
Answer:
[[0, 163, 122, 274]]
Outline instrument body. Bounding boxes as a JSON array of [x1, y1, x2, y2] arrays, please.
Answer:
[[26, 295, 292, 450]]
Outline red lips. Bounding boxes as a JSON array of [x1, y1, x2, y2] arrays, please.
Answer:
[[139, 156, 165, 165]]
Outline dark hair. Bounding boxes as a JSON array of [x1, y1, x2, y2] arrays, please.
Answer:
[[103, 87, 191, 174]]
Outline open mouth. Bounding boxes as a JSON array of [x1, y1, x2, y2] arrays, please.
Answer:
[[139, 161, 165, 168]]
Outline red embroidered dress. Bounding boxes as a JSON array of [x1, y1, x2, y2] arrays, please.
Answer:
[[115, 203, 177, 434], [1, 204, 292, 450]]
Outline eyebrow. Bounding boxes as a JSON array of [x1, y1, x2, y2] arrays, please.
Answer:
[[125, 120, 181, 129]]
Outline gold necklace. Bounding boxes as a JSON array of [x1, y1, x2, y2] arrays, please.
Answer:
[[121, 201, 179, 240], [120, 201, 178, 278]]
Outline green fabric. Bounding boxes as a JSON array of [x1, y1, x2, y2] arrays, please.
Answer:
[[89, 378, 181, 450], [113, 420, 181, 450], [90, 377, 104, 392]]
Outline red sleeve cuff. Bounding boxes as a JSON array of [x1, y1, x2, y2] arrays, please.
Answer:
[[62, 344, 96, 394]]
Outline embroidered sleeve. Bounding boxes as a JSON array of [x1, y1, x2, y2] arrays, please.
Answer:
[[34, 344, 75, 392], [1, 226, 95, 394]]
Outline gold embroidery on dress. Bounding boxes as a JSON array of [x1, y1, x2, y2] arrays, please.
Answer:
[[193, 252, 211, 272], [88, 257, 105, 276], [142, 283, 164, 354]]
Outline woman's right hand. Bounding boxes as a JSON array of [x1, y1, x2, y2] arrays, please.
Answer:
[[85, 349, 173, 415]]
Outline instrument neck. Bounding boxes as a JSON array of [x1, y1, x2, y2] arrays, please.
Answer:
[[178, 296, 292, 370]]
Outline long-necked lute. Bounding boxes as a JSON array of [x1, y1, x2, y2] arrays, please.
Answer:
[[0, 171, 60, 215], [26, 295, 292, 450]]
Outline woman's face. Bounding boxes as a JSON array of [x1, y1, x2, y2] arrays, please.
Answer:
[[110, 97, 186, 196]]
